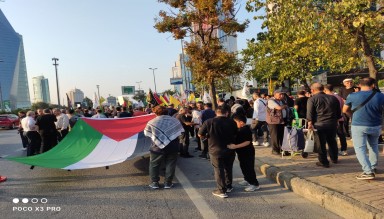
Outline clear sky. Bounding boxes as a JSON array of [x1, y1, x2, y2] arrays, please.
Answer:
[[1, 0, 262, 104]]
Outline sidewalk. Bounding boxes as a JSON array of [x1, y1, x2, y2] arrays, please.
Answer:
[[253, 139, 384, 219]]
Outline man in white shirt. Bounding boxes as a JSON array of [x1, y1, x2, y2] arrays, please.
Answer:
[[53, 108, 70, 141], [252, 93, 269, 146], [21, 111, 41, 156]]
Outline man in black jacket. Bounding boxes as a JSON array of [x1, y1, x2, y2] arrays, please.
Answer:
[[198, 106, 237, 198], [307, 83, 341, 168]]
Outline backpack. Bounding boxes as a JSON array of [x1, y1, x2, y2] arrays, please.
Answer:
[[266, 100, 284, 124]]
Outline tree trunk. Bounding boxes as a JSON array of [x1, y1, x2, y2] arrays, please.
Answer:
[[209, 78, 218, 110], [359, 28, 378, 79]]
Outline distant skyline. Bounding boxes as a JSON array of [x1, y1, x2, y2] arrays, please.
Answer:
[[0, 0, 262, 105]]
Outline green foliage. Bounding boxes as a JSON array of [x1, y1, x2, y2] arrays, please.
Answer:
[[31, 102, 49, 111], [132, 92, 146, 103], [378, 79, 384, 88], [245, 0, 384, 82], [155, 0, 249, 106]]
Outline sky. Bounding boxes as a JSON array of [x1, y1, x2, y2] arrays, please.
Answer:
[[0, 0, 262, 104]]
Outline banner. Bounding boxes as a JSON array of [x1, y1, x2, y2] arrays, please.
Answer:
[[6, 115, 156, 170]]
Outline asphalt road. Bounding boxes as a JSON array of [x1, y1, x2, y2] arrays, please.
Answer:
[[0, 129, 341, 219]]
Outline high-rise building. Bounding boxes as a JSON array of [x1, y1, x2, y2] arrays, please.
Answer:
[[0, 9, 31, 110], [67, 88, 84, 106], [32, 76, 51, 103]]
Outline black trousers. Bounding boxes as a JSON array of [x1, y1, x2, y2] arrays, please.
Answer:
[[179, 131, 190, 155], [337, 121, 348, 151], [20, 131, 29, 148], [39, 130, 58, 153], [201, 138, 208, 155], [268, 124, 285, 152], [57, 128, 69, 142], [210, 153, 235, 193], [342, 113, 350, 137], [195, 128, 201, 150], [26, 131, 41, 156], [237, 148, 259, 186], [314, 128, 338, 165], [252, 120, 269, 143]]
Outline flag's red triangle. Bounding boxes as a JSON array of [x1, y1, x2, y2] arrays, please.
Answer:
[[82, 114, 155, 142]]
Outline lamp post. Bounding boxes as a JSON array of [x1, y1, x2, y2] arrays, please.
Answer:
[[149, 68, 158, 93], [96, 85, 100, 106], [136, 81, 142, 93], [0, 59, 3, 112], [52, 57, 60, 106]]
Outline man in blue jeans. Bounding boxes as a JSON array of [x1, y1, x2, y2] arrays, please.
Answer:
[[343, 77, 384, 180]]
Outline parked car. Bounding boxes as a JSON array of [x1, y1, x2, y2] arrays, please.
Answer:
[[0, 114, 20, 129]]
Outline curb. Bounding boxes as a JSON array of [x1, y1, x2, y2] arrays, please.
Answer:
[[255, 158, 383, 219]]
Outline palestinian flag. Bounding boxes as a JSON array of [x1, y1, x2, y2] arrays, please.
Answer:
[[6, 114, 156, 170]]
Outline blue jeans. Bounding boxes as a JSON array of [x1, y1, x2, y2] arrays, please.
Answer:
[[351, 125, 381, 174]]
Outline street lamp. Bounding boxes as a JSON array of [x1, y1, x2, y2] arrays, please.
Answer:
[[0, 59, 4, 112], [96, 85, 100, 106], [136, 81, 142, 93], [149, 68, 158, 93], [52, 57, 60, 106]]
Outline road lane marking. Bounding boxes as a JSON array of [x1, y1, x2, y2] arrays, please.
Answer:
[[175, 166, 218, 219]]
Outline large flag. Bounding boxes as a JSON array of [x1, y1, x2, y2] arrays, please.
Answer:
[[66, 93, 73, 109], [6, 115, 156, 170]]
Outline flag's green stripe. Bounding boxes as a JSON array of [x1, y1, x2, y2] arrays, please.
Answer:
[[6, 119, 103, 169]]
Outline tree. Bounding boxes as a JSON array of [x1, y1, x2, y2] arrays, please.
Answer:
[[245, 0, 384, 81], [83, 97, 93, 108], [155, 0, 249, 107], [132, 92, 146, 103], [31, 102, 49, 111]]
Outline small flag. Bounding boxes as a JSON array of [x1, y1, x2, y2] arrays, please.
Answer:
[[147, 89, 159, 106], [66, 93, 73, 109], [169, 95, 181, 108]]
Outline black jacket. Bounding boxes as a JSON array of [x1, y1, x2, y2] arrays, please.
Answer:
[[306, 92, 341, 130]]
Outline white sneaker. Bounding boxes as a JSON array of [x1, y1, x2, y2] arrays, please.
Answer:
[[245, 185, 260, 192], [263, 142, 270, 147], [238, 180, 250, 186], [338, 151, 348, 156], [252, 141, 260, 146]]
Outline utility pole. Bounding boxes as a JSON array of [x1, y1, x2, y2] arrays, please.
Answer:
[[96, 85, 100, 106], [149, 68, 158, 93], [52, 57, 60, 106], [136, 81, 142, 93], [0, 59, 4, 112]]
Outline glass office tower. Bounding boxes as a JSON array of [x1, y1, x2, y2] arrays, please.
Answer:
[[0, 9, 31, 110]]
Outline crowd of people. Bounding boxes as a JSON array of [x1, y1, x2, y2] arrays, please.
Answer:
[[3, 77, 383, 198], [144, 77, 384, 199]]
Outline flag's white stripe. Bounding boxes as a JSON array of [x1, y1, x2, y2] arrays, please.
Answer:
[[63, 134, 138, 170]]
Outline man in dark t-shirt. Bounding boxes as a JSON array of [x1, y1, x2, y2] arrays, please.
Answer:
[[35, 108, 58, 153], [228, 114, 260, 192], [338, 78, 355, 137], [198, 106, 237, 198]]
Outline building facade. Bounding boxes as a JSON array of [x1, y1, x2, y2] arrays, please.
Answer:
[[32, 76, 51, 103], [0, 9, 31, 110], [67, 88, 84, 106]]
